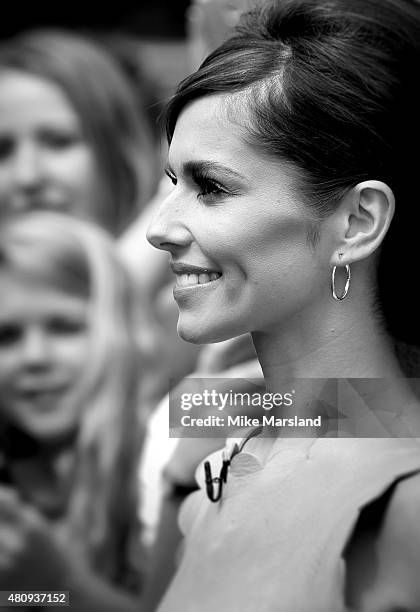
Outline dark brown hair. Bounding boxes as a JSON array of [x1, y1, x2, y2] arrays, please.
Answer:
[[166, 0, 420, 344]]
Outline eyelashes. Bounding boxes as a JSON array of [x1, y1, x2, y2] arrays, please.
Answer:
[[0, 318, 86, 348], [192, 170, 228, 200], [164, 167, 234, 201], [0, 131, 83, 162], [164, 168, 177, 185]]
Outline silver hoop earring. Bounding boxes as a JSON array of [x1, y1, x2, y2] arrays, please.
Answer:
[[331, 264, 351, 301]]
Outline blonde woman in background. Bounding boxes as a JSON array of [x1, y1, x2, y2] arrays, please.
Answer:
[[0, 29, 158, 234], [0, 212, 143, 611]]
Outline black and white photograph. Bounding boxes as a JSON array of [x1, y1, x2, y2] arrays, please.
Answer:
[[0, 1, 419, 610]]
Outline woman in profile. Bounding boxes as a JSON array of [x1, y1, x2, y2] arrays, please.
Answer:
[[0, 212, 142, 611], [147, 0, 420, 609]]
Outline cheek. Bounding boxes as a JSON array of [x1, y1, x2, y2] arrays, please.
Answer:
[[54, 148, 100, 189], [216, 210, 314, 276], [55, 335, 90, 373], [53, 149, 106, 222], [0, 351, 18, 380], [0, 166, 13, 197], [226, 212, 321, 317], [0, 353, 18, 407]]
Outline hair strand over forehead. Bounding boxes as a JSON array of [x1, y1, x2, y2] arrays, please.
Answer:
[[165, 0, 420, 346]]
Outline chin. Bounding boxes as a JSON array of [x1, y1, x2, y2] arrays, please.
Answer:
[[13, 411, 78, 444], [28, 422, 69, 437], [177, 315, 245, 345]]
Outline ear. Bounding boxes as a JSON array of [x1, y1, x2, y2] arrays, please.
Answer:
[[330, 180, 395, 266]]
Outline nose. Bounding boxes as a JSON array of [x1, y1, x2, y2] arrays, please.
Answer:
[[147, 190, 193, 253], [20, 327, 52, 370], [11, 141, 45, 196]]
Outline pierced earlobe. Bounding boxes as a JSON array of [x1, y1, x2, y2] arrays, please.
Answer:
[[331, 263, 351, 301]]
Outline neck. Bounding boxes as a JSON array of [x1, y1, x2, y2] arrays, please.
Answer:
[[252, 292, 418, 429], [253, 302, 402, 383]]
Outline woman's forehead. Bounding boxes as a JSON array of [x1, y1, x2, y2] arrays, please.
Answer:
[[170, 95, 250, 163], [169, 94, 300, 185], [0, 69, 77, 120]]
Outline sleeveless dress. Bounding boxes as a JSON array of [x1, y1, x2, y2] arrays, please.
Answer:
[[157, 431, 420, 612]]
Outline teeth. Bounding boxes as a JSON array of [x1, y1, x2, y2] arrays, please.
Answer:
[[176, 272, 221, 287], [199, 273, 211, 284]]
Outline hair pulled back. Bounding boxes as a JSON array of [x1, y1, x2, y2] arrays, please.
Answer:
[[166, 0, 420, 346]]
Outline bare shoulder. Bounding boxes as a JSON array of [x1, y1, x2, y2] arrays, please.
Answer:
[[382, 471, 420, 544], [371, 472, 420, 607], [345, 472, 420, 610]]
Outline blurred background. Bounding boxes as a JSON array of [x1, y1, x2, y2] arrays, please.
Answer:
[[0, 1, 195, 116], [0, 2, 191, 37], [0, 2, 260, 609]]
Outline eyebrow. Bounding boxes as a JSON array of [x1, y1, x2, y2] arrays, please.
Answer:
[[166, 160, 247, 183]]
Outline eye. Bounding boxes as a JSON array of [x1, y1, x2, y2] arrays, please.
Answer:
[[39, 130, 82, 150], [47, 317, 86, 335], [196, 178, 226, 199], [0, 324, 22, 347], [194, 173, 228, 202], [165, 168, 177, 186]]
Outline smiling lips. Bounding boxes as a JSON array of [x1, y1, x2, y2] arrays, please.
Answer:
[[171, 262, 222, 288]]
